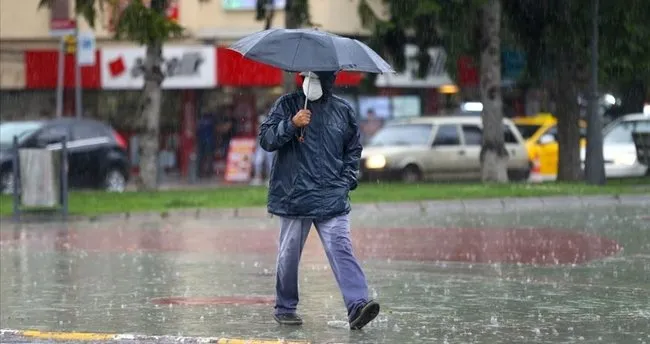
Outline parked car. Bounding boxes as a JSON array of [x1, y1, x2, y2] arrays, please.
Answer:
[[513, 113, 587, 181], [581, 112, 650, 178], [360, 116, 531, 182], [0, 118, 130, 194]]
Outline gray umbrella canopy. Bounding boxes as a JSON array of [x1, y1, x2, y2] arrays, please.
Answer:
[[229, 28, 395, 74]]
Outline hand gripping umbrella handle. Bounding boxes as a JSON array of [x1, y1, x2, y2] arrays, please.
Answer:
[[298, 74, 311, 143]]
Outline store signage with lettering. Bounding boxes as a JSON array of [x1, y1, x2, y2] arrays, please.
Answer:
[[375, 44, 454, 88], [100, 46, 216, 89], [223, 0, 286, 10]]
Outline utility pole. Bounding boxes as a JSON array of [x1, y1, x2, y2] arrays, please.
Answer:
[[55, 37, 65, 118], [585, 0, 605, 185], [74, 20, 83, 119]]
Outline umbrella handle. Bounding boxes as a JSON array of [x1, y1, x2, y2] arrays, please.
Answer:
[[299, 74, 311, 143]]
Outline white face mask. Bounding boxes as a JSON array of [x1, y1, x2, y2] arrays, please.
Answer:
[[302, 75, 323, 101]]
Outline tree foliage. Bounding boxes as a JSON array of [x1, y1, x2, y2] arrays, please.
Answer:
[[358, 0, 491, 81], [38, 0, 183, 44], [38, 0, 184, 190]]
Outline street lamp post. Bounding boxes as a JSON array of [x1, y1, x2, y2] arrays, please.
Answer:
[[585, 0, 605, 185]]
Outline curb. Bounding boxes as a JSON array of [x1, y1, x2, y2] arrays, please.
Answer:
[[2, 194, 648, 224], [0, 329, 309, 343]]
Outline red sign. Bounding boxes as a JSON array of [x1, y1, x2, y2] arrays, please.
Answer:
[[50, 19, 76, 31], [49, 0, 76, 36], [25, 50, 101, 89]]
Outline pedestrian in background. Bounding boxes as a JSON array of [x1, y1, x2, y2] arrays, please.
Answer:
[[251, 114, 275, 186]]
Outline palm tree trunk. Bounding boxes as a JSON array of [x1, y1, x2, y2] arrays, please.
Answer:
[[479, 0, 508, 183], [137, 42, 164, 190]]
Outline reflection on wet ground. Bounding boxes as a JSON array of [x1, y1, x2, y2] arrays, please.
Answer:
[[1, 205, 649, 343]]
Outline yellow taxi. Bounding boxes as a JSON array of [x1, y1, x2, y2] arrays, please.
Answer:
[[513, 113, 586, 180]]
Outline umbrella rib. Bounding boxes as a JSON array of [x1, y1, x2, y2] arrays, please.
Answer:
[[289, 34, 305, 71]]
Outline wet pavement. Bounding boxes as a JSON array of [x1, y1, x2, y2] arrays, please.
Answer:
[[1, 203, 649, 343]]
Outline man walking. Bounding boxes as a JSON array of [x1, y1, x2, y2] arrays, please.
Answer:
[[259, 71, 380, 330]]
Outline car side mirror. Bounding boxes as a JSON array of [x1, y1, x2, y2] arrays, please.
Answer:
[[539, 134, 555, 145]]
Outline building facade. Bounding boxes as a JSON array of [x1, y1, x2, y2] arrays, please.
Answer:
[[1, 0, 458, 180]]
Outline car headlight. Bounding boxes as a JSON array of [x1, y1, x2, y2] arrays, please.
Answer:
[[613, 154, 637, 166], [365, 155, 387, 169]]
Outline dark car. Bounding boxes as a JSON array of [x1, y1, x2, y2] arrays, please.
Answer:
[[0, 118, 130, 194]]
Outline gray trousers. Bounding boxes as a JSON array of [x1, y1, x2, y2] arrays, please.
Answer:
[[274, 214, 369, 319]]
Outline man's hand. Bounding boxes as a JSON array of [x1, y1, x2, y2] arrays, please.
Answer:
[[292, 109, 311, 128]]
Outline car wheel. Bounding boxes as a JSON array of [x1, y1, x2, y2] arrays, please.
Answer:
[[104, 168, 127, 193], [401, 165, 422, 183], [0, 170, 15, 195]]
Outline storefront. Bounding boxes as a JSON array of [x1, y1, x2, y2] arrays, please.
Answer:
[[2, 43, 377, 184], [99, 45, 216, 179]]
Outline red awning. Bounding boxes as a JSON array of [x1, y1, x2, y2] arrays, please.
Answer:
[[216, 47, 282, 87], [294, 71, 364, 87], [218, 47, 362, 87], [23, 47, 364, 89], [25, 50, 101, 89]]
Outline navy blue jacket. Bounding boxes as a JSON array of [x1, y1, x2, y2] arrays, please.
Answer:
[[259, 73, 362, 220]]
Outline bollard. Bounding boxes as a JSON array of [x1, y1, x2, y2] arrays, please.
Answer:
[[189, 152, 198, 184], [60, 136, 69, 220], [12, 136, 20, 222]]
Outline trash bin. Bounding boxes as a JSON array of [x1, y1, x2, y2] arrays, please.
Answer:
[[633, 132, 650, 166], [19, 148, 61, 207]]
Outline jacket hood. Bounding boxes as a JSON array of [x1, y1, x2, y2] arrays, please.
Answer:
[[300, 71, 337, 98]]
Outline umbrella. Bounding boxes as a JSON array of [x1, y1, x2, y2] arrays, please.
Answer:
[[229, 28, 395, 142], [228, 28, 395, 74]]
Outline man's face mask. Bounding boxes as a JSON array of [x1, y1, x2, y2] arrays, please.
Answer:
[[301, 72, 323, 101]]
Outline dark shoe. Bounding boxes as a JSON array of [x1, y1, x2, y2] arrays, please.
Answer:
[[349, 300, 380, 330], [273, 313, 303, 325]]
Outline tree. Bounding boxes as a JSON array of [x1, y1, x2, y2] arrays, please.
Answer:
[[503, 0, 650, 181], [478, 0, 508, 182], [503, 0, 588, 181], [38, 0, 183, 190], [359, 0, 650, 182], [599, 0, 650, 115], [359, 0, 509, 182]]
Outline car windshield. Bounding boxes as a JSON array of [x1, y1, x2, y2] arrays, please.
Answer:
[[604, 120, 650, 144], [515, 124, 543, 139], [368, 124, 433, 147], [0, 121, 44, 148]]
